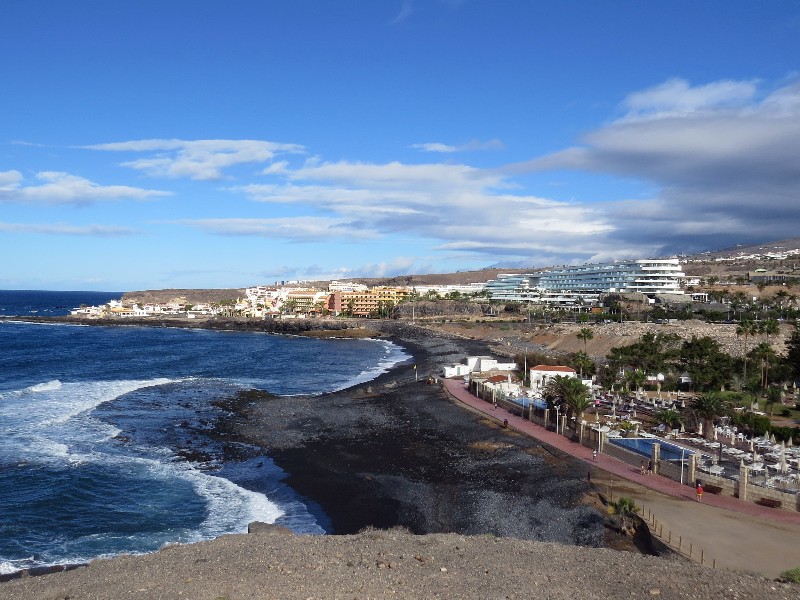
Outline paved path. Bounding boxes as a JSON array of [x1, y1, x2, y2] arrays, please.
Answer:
[[443, 379, 800, 578]]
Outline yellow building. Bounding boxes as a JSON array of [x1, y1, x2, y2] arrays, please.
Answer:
[[327, 287, 410, 317]]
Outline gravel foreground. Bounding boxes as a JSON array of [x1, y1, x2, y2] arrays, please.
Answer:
[[1, 527, 794, 600]]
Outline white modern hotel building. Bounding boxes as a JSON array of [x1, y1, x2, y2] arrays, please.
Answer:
[[485, 259, 685, 306]]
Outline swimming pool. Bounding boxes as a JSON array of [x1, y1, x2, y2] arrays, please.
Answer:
[[609, 437, 695, 462]]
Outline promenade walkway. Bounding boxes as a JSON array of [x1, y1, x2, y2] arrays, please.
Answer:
[[443, 378, 800, 578]]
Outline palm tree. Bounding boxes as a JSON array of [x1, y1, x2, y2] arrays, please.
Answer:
[[543, 376, 589, 420], [624, 369, 646, 394], [760, 318, 779, 338], [572, 351, 593, 379], [764, 386, 782, 417], [576, 327, 594, 354], [609, 497, 640, 536], [736, 319, 759, 383], [652, 408, 684, 432], [689, 393, 729, 440], [561, 377, 591, 422], [543, 375, 572, 406], [750, 341, 777, 389]]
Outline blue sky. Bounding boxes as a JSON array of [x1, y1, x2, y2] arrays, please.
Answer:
[[2, 1, 800, 291]]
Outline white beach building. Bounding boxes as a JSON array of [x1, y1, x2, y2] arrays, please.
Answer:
[[528, 365, 577, 395]]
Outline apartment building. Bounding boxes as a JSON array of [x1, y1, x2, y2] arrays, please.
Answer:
[[486, 259, 685, 305], [327, 286, 411, 317]]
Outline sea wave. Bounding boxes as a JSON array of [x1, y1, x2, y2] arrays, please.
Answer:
[[332, 339, 410, 391]]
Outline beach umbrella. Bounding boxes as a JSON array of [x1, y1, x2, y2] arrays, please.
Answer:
[[788, 437, 793, 448], [749, 439, 754, 452], [770, 433, 777, 444], [779, 443, 788, 474]]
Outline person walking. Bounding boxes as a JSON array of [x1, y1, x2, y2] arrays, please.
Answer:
[[696, 482, 703, 502], [592, 449, 597, 462]]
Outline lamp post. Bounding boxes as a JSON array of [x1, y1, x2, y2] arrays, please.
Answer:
[[523, 345, 528, 387], [680, 447, 686, 485], [555, 405, 560, 435]]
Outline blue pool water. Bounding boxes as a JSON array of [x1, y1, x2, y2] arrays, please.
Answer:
[[609, 437, 695, 462]]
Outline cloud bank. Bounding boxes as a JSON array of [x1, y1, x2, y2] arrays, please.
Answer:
[[510, 77, 800, 256], [0, 170, 169, 206], [86, 139, 305, 181]]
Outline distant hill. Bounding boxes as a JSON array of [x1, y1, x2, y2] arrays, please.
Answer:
[[683, 237, 800, 261], [121, 288, 246, 305], [304, 267, 534, 289], [681, 237, 800, 279]]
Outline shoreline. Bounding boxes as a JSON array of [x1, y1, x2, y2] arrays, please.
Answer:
[[217, 320, 610, 544], [5, 317, 614, 541], [3, 318, 617, 580]]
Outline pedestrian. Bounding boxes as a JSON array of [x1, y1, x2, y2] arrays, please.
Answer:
[[592, 449, 597, 462], [640, 461, 645, 475], [696, 482, 703, 502], [647, 459, 653, 475]]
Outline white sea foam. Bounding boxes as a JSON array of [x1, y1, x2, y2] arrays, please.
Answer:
[[0, 556, 36, 576], [183, 467, 286, 538], [332, 339, 410, 391], [0, 378, 175, 463], [25, 379, 63, 393]]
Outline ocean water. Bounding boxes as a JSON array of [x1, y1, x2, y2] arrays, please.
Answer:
[[0, 291, 409, 575], [0, 289, 122, 317]]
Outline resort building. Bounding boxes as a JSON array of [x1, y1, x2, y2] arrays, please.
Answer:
[[528, 365, 577, 395], [327, 286, 411, 317], [485, 259, 685, 306]]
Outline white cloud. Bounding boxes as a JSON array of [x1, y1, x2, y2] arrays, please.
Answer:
[[0, 221, 138, 236], [222, 157, 615, 264], [256, 257, 429, 283], [412, 139, 504, 153], [0, 170, 170, 206], [181, 217, 378, 241], [391, 0, 412, 24], [621, 77, 758, 118], [85, 139, 305, 181]]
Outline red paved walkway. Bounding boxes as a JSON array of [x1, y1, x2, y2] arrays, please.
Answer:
[[443, 378, 800, 525]]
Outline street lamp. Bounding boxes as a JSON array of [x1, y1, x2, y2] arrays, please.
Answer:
[[554, 405, 560, 435], [680, 447, 686, 485]]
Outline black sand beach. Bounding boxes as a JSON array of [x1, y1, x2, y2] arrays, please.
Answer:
[[215, 321, 605, 545]]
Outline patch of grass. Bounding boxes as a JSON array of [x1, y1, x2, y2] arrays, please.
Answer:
[[779, 567, 800, 583]]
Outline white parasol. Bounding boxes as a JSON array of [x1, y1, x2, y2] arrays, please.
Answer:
[[780, 441, 789, 474]]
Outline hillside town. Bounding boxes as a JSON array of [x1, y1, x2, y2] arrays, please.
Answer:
[[71, 251, 800, 324]]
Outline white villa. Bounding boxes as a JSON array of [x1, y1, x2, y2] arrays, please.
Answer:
[[442, 355, 516, 378], [528, 365, 578, 395]]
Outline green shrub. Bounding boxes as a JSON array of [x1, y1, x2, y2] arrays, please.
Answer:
[[782, 408, 792, 418], [779, 566, 800, 583]]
